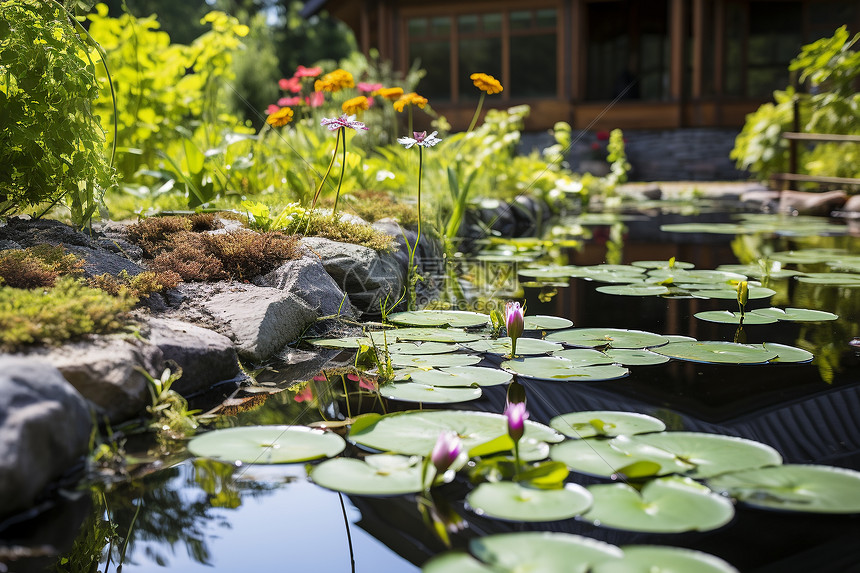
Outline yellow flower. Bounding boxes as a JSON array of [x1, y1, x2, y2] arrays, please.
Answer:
[[342, 96, 370, 115], [266, 106, 294, 127], [471, 72, 503, 94], [314, 68, 355, 93], [393, 92, 428, 112], [376, 87, 404, 101]]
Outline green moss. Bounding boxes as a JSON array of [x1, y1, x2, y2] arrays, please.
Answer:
[[343, 190, 421, 228], [285, 214, 395, 252], [0, 245, 84, 288], [89, 269, 181, 298], [0, 277, 136, 349]]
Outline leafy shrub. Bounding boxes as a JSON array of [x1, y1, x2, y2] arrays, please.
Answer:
[[0, 277, 135, 349], [88, 269, 181, 298], [0, 0, 114, 226], [0, 245, 84, 288]]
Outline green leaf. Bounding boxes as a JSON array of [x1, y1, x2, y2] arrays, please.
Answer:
[[187, 425, 345, 464], [466, 482, 592, 521]]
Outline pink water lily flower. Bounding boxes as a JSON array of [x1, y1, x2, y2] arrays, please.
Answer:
[[505, 301, 525, 356], [505, 401, 529, 445], [398, 130, 442, 149], [430, 431, 462, 475], [320, 113, 369, 131]]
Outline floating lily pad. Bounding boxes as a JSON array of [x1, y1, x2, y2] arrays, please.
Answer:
[[550, 411, 666, 439], [716, 263, 803, 280], [386, 310, 489, 328], [188, 425, 345, 464], [707, 464, 860, 513], [523, 315, 574, 330], [693, 310, 778, 325], [592, 545, 740, 573], [689, 286, 775, 300], [408, 366, 513, 387], [664, 334, 697, 343], [380, 382, 482, 404], [763, 343, 814, 363], [631, 260, 696, 270], [748, 307, 838, 322], [307, 336, 369, 349], [652, 341, 779, 364], [463, 337, 563, 356], [502, 357, 629, 382], [386, 341, 458, 355], [519, 266, 579, 279], [369, 328, 483, 344], [770, 249, 847, 264], [467, 532, 624, 572], [422, 552, 496, 573], [596, 285, 671, 296], [348, 410, 562, 459], [583, 476, 735, 533], [603, 349, 671, 366], [390, 353, 482, 368], [795, 273, 860, 286], [467, 482, 592, 522], [547, 328, 670, 349], [309, 454, 429, 495], [661, 223, 747, 234], [552, 348, 617, 366], [551, 435, 692, 478]]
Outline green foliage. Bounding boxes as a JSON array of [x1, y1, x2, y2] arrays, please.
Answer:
[[0, 244, 84, 288], [125, 213, 221, 256], [143, 365, 199, 442], [88, 269, 181, 298], [0, 0, 114, 226], [732, 27, 860, 183], [0, 276, 135, 349]]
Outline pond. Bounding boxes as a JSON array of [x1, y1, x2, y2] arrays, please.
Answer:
[[6, 204, 860, 573]]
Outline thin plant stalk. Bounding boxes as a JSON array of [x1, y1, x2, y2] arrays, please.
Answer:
[[465, 92, 486, 133], [406, 145, 423, 310], [332, 128, 348, 216], [513, 442, 521, 481], [305, 131, 341, 233]]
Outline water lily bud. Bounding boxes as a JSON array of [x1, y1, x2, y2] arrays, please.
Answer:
[[737, 280, 749, 307], [430, 431, 462, 475], [505, 301, 525, 356], [505, 401, 529, 445]]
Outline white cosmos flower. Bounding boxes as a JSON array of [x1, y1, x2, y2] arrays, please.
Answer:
[[398, 130, 442, 149]]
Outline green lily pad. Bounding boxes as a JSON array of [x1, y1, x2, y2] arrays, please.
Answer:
[[770, 249, 847, 264], [386, 310, 489, 328], [519, 266, 580, 279], [795, 273, 860, 286], [552, 348, 617, 366], [501, 357, 629, 382], [660, 223, 747, 234], [693, 310, 778, 325], [550, 411, 666, 439], [463, 337, 563, 356], [466, 482, 593, 522], [707, 464, 860, 513], [664, 334, 697, 343], [652, 341, 779, 364], [583, 476, 735, 533], [468, 532, 624, 572], [551, 435, 692, 478], [408, 366, 513, 387], [631, 260, 696, 270], [593, 545, 740, 573], [596, 285, 671, 296], [422, 552, 495, 573], [603, 349, 671, 366], [348, 409, 562, 459], [748, 307, 838, 322], [380, 382, 482, 404], [307, 336, 369, 349], [716, 263, 803, 280], [547, 328, 670, 349], [386, 341, 458, 355], [368, 328, 483, 344], [524, 315, 574, 330], [763, 343, 814, 363], [689, 286, 775, 300], [188, 425, 345, 464], [390, 353, 482, 368], [309, 454, 430, 495]]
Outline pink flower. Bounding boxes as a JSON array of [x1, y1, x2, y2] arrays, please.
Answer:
[[596, 130, 611, 141], [347, 372, 378, 391], [320, 113, 369, 131], [306, 91, 325, 108], [398, 130, 442, 149], [266, 104, 280, 115], [278, 96, 302, 107], [505, 301, 524, 356], [295, 65, 322, 78], [505, 402, 529, 445], [430, 431, 462, 475], [294, 385, 314, 403], [279, 77, 302, 93], [358, 82, 383, 94]]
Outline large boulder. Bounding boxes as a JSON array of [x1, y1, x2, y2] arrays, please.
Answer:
[[29, 336, 165, 423], [0, 357, 92, 518], [778, 190, 848, 215], [301, 237, 405, 316]]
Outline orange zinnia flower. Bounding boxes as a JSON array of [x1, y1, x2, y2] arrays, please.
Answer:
[[470, 72, 503, 94], [314, 68, 355, 93], [342, 96, 370, 115], [393, 92, 428, 112], [376, 86, 404, 101], [266, 106, 294, 127]]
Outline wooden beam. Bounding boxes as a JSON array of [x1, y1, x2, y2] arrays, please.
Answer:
[[570, 0, 584, 101], [669, 0, 685, 126], [782, 132, 860, 143], [692, 0, 703, 101]]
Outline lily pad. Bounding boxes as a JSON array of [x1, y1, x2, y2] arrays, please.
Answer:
[[468, 532, 624, 572], [552, 348, 617, 367], [693, 310, 778, 325], [502, 357, 629, 382], [764, 343, 814, 364], [188, 425, 345, 464], [689, 286, 776, 300], [707, 464, 860, 513], [348, 409, 562, 459], [583, 476, 735, 533], [596, 285, 671, 296], [551, 435, 693, 479], [309, 454, 429, 495], [652, 341, 779, 364], [748, 307, 838, 322], [661, 223, 747, 234], [603, 349, 671, 366], [550, 411, 666, 439], [631, 260, 696, 270], [386, 310, 489, 328], [547, 328, 670, 349], [369, 328, 483, 344], [386, 341, 458, 355], [467, 482, 593, 522], [379, 382, 482, 404], [390, 353, 482, 368], [463, 337, 563, 356], [408, 366, 513, 387], [524, 315, 574, 330], [795, 273, 860, 286], [307, 336, 369, 349], [593, 545, 740, 573]]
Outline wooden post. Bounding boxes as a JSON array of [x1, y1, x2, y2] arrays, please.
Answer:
[[670, 0, 685, 126], [790, 97, 800, 176]]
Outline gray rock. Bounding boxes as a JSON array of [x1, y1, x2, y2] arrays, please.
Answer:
[[840, 194, 860, 213], [301, 237, 405, 316], [144, 317, 242, 395], [202, 283, 318, 362], [30, 336, 165, 423], [0, 357, 92, 518], [778, 190, 847, 215]]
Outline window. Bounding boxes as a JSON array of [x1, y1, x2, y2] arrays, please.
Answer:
[[406, 8, 558, 102]]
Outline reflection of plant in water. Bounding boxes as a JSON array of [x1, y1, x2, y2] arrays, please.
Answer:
[[793, 283, 860, 384], [193, 458, 242, 509]]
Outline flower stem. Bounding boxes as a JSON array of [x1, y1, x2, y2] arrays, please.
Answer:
[[513, 442, 521, 482], [332, 128, 347, 216], [407, 146, 423, 311], [306, 129, 340, 233], [466, 92, 486, 134]]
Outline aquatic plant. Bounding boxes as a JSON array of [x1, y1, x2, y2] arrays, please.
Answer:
[[427, 431, 463, 489], [504, 301, 525, 357], [505, 401, 528, 479]]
